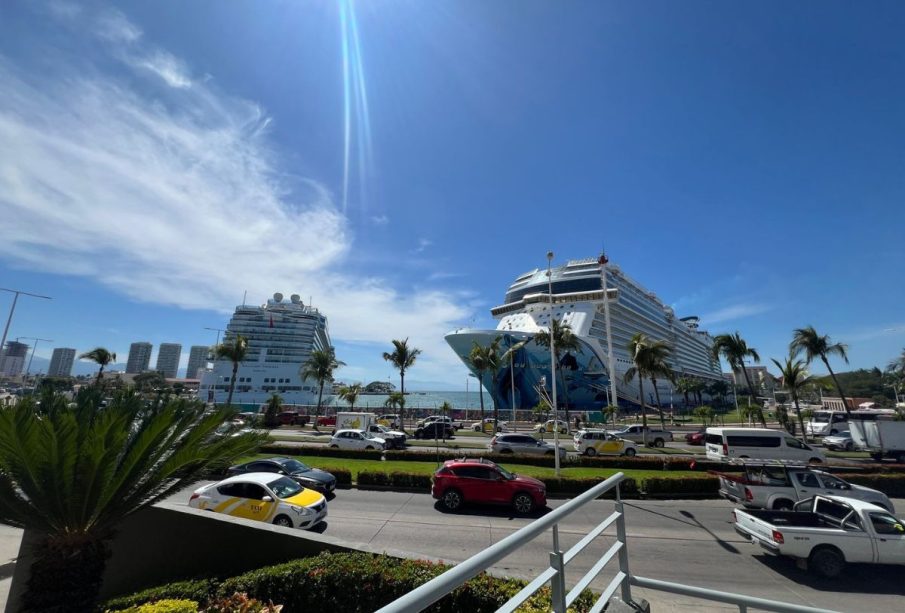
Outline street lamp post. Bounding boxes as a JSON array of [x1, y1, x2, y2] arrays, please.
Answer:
[[204, 327, 226, 346], [547, 251, 560, 477], [598, 253, 618, 416], [0, 288, 52, 366], [20, 336, 54, 379]]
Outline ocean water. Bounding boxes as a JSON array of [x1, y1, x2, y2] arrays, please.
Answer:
[[326, 390, 495, 411]]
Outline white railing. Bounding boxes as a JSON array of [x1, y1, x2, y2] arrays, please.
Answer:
[[377, 472, 838, 613]]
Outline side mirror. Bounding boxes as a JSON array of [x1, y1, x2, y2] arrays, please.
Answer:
[[261, 495, 273, 503]]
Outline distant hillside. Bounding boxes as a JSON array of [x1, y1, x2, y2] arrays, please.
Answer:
[[22, 355, 129, 377], [816, 368, 896, 405]]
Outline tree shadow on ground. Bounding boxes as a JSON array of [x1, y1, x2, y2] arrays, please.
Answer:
[[753, 555, 905, 595]]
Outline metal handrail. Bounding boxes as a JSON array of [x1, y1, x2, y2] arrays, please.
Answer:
[[375, 472, 627, 613]]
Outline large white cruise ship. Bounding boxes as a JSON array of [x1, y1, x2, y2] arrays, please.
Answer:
[[199, 293, 332, 408], [445, 257, 722, 412]]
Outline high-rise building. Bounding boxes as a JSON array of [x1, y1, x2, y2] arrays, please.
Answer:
[[156, 343, 182, 379], [126, 342, 153, 373], [185, 345, 209, 380], [0, 341, 29, 377], [48, 347, 77, 377]]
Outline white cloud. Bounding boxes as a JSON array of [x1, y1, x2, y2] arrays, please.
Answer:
[[132, 51, 192, 88], [94, 8, 142, 43], [370, 214, 389, 226], [699, 303, 773, 326], [413, 238, 432, 254], [0, 7, 474, 385]]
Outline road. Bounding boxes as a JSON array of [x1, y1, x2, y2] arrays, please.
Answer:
[[163, 487, 903, 612]]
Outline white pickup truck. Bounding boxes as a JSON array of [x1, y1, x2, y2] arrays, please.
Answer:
[[607, 425, 674, 448], [734, 495, 905, 578], [715, 463, 894, 512]]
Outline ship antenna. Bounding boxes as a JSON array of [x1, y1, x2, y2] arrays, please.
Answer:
[[242, 290, 247, 306]]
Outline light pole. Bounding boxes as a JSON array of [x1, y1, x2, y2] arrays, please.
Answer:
[[20, 336, 53, 379], [598, 253, 618, 416], [547, 251, 560, 477], [0, 288, 52, 365], [508, 334, 518, 428], [204, 327, 226, 346]]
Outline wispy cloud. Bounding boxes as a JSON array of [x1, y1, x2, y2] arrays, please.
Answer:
[[370, 214, 389, 226], [0, 4, 473, 384], [413, 238, 432, 254], [428, 271, 466, 282], [699, 303, 773, 326], [841, 323, 905, 343]]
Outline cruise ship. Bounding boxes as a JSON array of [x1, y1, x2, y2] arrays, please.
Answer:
[[199, 293, 333, 408], [445, 257, 723, 412]]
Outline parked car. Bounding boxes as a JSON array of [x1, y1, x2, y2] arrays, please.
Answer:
[[705, 427, 825, 463], [822, 430, 854, 452], [534, 420, 570, 434], [431, 458, 547, 514], [414, 421, 455, 439], [734, 495, 905, 578], [490, 433, 567, 459], [329, 429, 386, 450], [317, 415, 336, 427], [573, 429, 637, 457], [715, 462, 893, 512], [227, 457, 337, 494], [471, 418, 509, 433], [684, 429, 706, 445], [277, 411, 308, 426], [608, 425, 674, 447], [189, 473, 327, 530]]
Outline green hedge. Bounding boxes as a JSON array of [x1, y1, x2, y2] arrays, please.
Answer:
[[539, 477, 640, 498], [104, 580, 216, 611], [105, 552, 596, 613], [845, 473, 905, 497], [641, 476, 720, 496], [325, 468, 352, 486]]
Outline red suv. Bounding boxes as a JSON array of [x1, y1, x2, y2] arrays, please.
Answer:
[[431, 458, 547, 514]]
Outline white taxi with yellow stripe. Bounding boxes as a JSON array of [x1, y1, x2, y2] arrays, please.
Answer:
[[573, 429, 638, 457], [189, 472, 327, 530]]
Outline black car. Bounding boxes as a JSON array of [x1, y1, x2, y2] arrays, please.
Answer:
[[227, 457, 337, 494], [413, 422, 455, 440]]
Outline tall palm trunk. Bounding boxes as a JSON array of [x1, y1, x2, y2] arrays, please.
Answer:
[[226, 361, 239, 406], [823, 357, 852, 417], [314, 381, 324, 430], [651, 377, 667, 429], [739, 365, 766, 426], [794, 393, 808, 443], [638, 377, 648, 446], [95, 366, 105, 386], [492, 371, 500, 432], [683, 390, 690, 409], [399, 372, 406, 433], [559, 362, 571, 426], [478, 371, 486, 425]]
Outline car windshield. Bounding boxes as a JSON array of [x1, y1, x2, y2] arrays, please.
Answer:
[[496, 465, 515, 480], [276, 458, 310, 473], [267, 476, 303, 499]]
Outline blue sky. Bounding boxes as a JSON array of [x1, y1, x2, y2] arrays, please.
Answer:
[[1, 0, 903, 387]]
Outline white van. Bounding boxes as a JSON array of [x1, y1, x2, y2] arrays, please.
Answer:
[[705, 427, 825, 463]]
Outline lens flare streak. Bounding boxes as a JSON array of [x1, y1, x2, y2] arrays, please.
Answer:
[[339, 0, 372, 215]]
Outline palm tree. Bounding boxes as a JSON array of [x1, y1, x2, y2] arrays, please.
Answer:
[[337, 383, 362, 410], [713, 332, 762, 420], [500, 334, 529, 415], [300, 348, 345, 430], [534, 319, 582, 422], [675, 376, 695, 410], [382, 339, 422, 433], [384, 391, 405, 412], [133, 370, 168, 394], [772, 355, 814, 442], [791, 326, 851, 416], [0, 391, 264, 611], [623, 333, 673, 438], [888, 348, 905, 377], [262, 393, 283, 428], [78, 347, 117, 385], [213, 335, 248, 406], [467, 341, 499, 428]]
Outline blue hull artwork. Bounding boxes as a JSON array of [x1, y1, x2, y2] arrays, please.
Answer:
[[444, 329, 613, 412]]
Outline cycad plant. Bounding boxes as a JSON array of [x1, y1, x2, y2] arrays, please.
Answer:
[[382, 339, 422, 433], [534, 319, 582, 423], [0, 389, 265, 611], [791, 326, 851, 416], [78, 347, 117, 385], [213, 335, 248, 406], [300, 348, 345, 430]]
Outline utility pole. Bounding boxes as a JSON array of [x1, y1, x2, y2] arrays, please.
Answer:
[[19, 336, 54, 377], [598, 253, 618, 413], [547, 252, 560, 477], [0, 288, 52, 367]]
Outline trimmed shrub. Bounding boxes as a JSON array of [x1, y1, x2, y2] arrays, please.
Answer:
[[114, 600, 199, 613], [325, 468, 352, 486], [105, 552, 596, 613], [357, 470, 391, 486], [540, 476, 639, 498], [641, 476, 719, 496], [389, 471, 433, 489], [104, 580, 215, 611]]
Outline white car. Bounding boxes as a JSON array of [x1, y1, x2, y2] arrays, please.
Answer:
[[573, 429, 637, 457], [471, 418, 509, 433], [534, 420, 570, 434], [189, 472, 327, 530], [490, 433, 567, 459], [329, 428, 387, 450]]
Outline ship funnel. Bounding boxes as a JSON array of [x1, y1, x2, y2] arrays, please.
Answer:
[[273, 292, 283, 303], [290, 294, 301, 304]]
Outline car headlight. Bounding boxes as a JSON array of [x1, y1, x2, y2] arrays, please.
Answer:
[[290, 505, 314, 516]]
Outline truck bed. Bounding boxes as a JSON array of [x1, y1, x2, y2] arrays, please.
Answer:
[[739, 509, 826, 528]]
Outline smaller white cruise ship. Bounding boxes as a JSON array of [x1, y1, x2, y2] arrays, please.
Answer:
[[199, 293, 332, 408]]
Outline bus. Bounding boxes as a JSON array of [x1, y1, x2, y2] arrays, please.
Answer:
[[805, 409, 895, 437]]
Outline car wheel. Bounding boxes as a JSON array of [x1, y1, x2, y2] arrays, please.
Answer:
[[513, 492, 535, 515], [624, 448, 636, 457], [809, 547, 845, 579], [500, 448, 513, 454], [654, 438, 665, 448], [773, 499, 793, 511], [273, 515, 293, 528], [329, 444, 339, 448], [871, 452, 884, 462], [538, 427, 546, 433], [442, 489, 463, 511], [809, 457, 823, 464], [584, 447, 597, 457], [844, 441, 853, 452]]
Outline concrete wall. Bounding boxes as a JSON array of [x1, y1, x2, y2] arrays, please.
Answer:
[[6, 503, 402, 612]]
